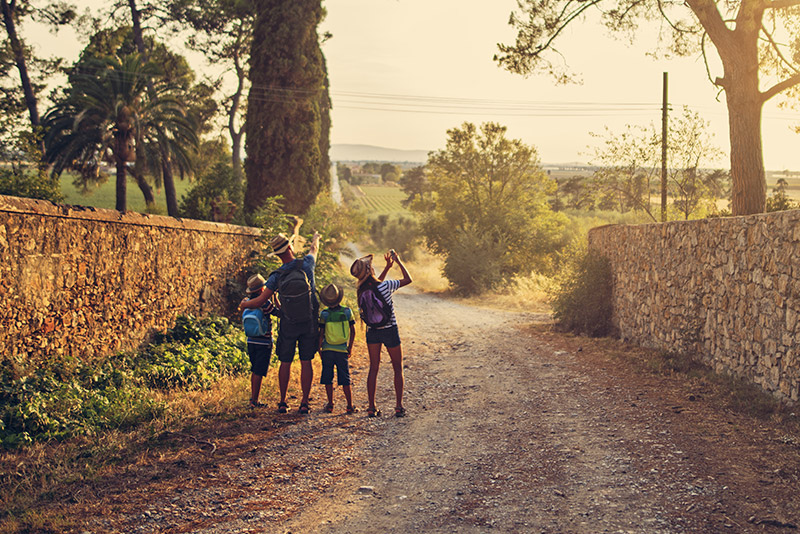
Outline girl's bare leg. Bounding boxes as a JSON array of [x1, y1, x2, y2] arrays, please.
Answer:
[[366, 343, 382, 411], [386, 344, 404, 411]]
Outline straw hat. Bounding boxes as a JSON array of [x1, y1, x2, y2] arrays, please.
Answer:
[[319, 283, 344, 307], [350, 254, 374, 282], [246, 274, 267, 293], [269, 233, 292, 255]]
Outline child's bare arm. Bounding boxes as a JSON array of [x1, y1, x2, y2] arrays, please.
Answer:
[[347, 323, 356, 357], [239, 288, 274, 310]]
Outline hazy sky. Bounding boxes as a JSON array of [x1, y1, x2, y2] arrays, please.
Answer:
[[319, 0, 800, 170], [24, 0, 800, 170]]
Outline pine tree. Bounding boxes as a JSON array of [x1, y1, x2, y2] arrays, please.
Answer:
[[245, 0, 328, 215]]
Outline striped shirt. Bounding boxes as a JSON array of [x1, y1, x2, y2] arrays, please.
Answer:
[[373, 279, 401, 330]]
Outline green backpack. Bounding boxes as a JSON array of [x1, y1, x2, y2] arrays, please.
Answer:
[[324, 308, 350, 346]]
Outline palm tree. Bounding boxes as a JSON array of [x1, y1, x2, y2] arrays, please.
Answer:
[[42, 54, 197, 213]]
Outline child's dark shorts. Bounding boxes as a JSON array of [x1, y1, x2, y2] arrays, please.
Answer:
[[276, 321, 319, 363], [320, 350, 351, 386], [365, 325, 401, 348], [247, 341, 272, 377]]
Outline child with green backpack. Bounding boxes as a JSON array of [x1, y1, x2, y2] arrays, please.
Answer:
[[318, 283, 357, 414]]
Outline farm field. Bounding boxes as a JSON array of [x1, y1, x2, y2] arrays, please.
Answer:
[[59, 174, 193, 214], [351, 184, 411, 217]]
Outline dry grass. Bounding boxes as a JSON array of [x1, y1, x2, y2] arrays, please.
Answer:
[[456, 273, 553, 314], [0, 353, 331, 533], [401, 252, 450, 294]]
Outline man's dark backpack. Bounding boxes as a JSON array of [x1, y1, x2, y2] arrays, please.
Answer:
[[273, 264, 315, 324]]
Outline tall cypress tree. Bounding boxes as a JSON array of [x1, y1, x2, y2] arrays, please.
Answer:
[[245, 0, 327, 215]]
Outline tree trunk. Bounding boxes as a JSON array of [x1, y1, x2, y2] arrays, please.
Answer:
[[115, 154, 127, 213], [230, 47, 245, 182], [131, 169, 155, 208], [721, 26, 766, 216], [162, 153, 179, 217], [128, 0, 147, 55], [1, 0, 40, 131], [727, 93, 765, 215], [128, 0, 180, 216]]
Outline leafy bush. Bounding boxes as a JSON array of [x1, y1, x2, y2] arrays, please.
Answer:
[[0, 315, 247, 449], [135, 315, 248, 390], [369, 214, 420, 260], [0, 360, 160, 448], [441, 227, 505, 296], [550, 246, 614, 336], [0, 169, 63, 203], [179, 161, 244, 224]]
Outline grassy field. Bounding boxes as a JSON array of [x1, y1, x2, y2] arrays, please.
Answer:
[[351, 184, 410, 217], [59, 174, 194, 214]]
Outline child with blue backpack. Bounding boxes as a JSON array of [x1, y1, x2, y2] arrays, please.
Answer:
[[318, 283, 358, 414], [242, 274, 280, 408]]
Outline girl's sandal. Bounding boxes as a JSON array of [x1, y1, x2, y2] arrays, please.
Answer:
[[324, 403, 334, 413], [277, 401, 288, 414], [249, 399, 265, 408], [298, 403, 310, 414], [346, 405, 359, 415], [367, 407, 382, 418], [394, 407, 407, 418]]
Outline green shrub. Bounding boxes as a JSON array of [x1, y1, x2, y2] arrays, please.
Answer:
[[369, 214, 420, 260], [550, 246, 613, 336], [0, 361, 160, 448], [441, 228, 506, 296], [179, 161, 244, 224], [135, 315, 248, 390], [0, 168, 63, 203], [0, 315, 247, 449]]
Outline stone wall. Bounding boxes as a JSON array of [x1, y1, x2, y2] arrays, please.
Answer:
[[589, 210, 800, 403], [0, 195, 261, 369]]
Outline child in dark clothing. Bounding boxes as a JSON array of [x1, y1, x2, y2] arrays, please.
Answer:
[[318, 283, 358, 414], [242, 274, 280, 408]]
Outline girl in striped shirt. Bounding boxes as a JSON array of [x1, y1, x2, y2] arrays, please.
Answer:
[[350, 250, 413, 417]]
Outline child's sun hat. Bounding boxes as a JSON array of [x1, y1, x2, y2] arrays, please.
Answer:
[[319, 283, 344, 307], [246, 274, 267, 293]]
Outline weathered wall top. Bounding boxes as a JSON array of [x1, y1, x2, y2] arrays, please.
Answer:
[[0, 194, 262, 370]]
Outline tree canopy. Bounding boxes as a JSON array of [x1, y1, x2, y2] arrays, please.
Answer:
[[412, 122, 567, 294], [244, 0, 329, 216], [495, 0, 800, 215]]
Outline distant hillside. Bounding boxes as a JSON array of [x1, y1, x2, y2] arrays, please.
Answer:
[[331, 144, 429, 163]]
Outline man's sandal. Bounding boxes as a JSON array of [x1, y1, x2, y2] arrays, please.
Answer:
[[249, 399, 265, 408], [324, 403, 334, 413], [298, 403, 310, 414], [277, 401, 288, 414], [346, 405, 359, 415], [367, 407, 382, 418], [394, 407, 407, 417]]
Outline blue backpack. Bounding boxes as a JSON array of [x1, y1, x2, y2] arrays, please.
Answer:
[[242, 308, 269, 337]]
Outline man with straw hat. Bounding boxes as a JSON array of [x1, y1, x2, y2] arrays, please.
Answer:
[[241, 219, 321, 414]]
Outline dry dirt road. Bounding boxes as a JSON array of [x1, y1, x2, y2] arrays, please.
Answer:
[[75, 290, 799, 534]]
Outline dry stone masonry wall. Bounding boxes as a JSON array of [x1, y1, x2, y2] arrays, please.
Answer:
[[0, 195, 261, 369], [589, 210, 800, 403]]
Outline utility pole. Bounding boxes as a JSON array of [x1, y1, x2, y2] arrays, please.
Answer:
[[661, 72, 668, 222]]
